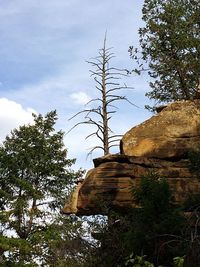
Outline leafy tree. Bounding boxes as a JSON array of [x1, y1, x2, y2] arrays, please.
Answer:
[[125, 255, 154, 267], [130, 0, 200, 104], [130, 173, 185, 266], [0, 111, 85, 266], [188, 150, 200, 176], [87, 173, 185, 267], [125, 255, 185, 267], [34, 215, 92, 267], [69, 35, 136, 156]]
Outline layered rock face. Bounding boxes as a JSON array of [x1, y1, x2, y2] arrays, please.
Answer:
[[63, 100, 200, 215]]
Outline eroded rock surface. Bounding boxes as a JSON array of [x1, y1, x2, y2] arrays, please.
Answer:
[[121, 100, 200, 158], [63, 100, 200, 215], [63, 154, 200, 215]]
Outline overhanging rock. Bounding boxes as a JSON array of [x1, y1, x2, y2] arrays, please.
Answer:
[[63, 100, 200, 215]]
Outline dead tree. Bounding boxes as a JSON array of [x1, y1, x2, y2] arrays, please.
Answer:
[[69, 36, 136, 156]]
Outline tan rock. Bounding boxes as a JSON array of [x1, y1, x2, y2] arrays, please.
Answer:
[[121, 100, 200, 158], [63, 100, 200, 215], [62, 181, 82, 214], [63, 154, 200, 215]]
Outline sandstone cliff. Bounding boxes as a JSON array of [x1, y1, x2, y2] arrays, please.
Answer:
[[63, 100, 200, 215]]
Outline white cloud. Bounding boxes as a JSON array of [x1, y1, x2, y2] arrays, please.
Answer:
[[0, 98, 37, 142], [70, 92, 91, 105], [0, 0, 148, 169]]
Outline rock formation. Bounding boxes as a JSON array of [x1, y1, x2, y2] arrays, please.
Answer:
[[121, 100, 200, 158], [63, 100, 200, 215]]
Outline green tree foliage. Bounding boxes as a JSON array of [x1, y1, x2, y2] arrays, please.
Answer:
[[188, 150, 200, 176], [34, 215, 92, 267], [125, 254, 154, 267], [85, 211, 129, 267], [86, 173, 185, 267], [86, 137, 200, 266], [125, 254, 185, 267], [130, 0, 200, 103], [0, 111, 85, 266], [130, 173, 185, 266], [87, 173, 200, 267]]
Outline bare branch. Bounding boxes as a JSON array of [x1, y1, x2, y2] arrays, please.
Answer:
[[107, 67, 129, 73], [67, 121, 92, 134], [106, 96, 124, 105], [85, 98, 102, 105], [84, 117, 104, 134], [89, 70, 103, 77], [108, 134, 122, 140], [106, 95, 140, 108], [85, 130, 104, 143], [94, 77, 104, 88], [107, 86, 134, 94], [106, 110, 116, 115], [86, 61, 103, 71], [68, 108, 100, 121], [105, 72, 128, 77], [85, 108, 102, 119], [86, 145, 104, 158], [105, 76, 121, 81], [105, 82, 120, 86], [108, 144, 120, 149], [68, 35, 137, 156]]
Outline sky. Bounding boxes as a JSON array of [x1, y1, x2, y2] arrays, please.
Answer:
[[0, 0, 153, 170]]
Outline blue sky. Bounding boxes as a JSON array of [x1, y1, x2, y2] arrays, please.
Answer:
[[0, 0, 152, 169]]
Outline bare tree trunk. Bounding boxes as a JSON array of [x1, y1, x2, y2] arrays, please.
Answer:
[[102, 36, 109, 155], [68, 34, 135, 157]]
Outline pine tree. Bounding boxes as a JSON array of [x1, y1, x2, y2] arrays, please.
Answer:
[[130, 0, 200, 104], [0, 111, 84, 266]]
